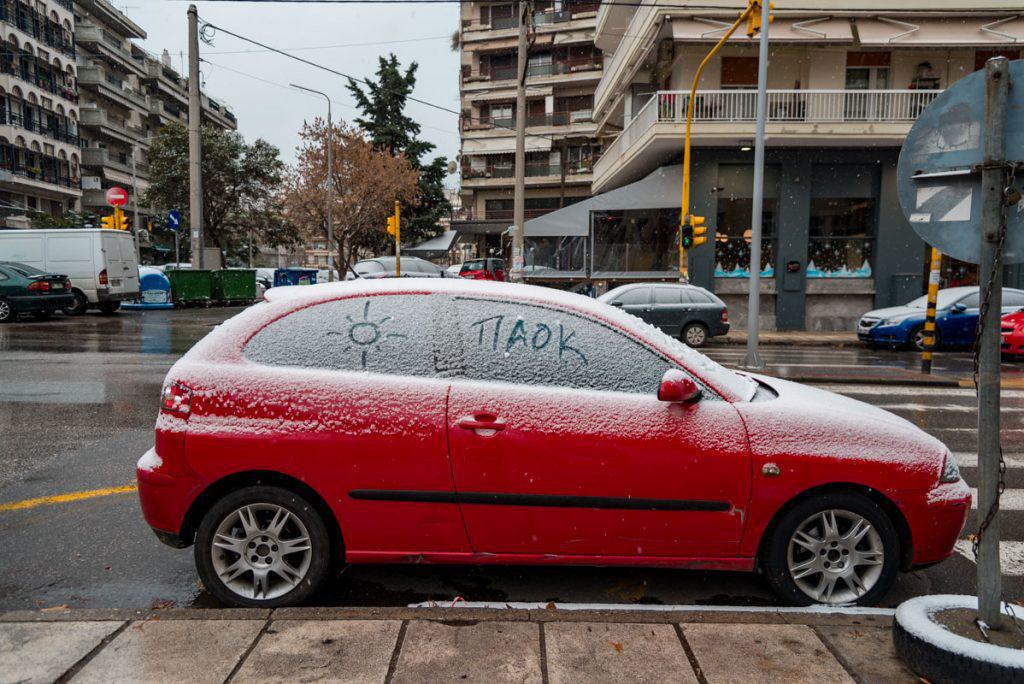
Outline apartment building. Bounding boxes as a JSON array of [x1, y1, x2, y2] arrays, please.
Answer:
[[454, 0, 603, 258], [0, 0, 82, 226], [522, 0, 1024, 330], [74, 0, 236, 233]]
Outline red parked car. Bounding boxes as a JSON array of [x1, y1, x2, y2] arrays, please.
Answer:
[[1003, 309, 1024, 357], [137, 280, 970, 608], [459, 258, 506, 281]]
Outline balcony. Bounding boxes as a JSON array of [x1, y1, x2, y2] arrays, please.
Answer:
[[81, 147, 148, 175], [0, 110, 81, 146], [468, 109, 594, 132], [79, 107, 146, 144], [76, 23, 147, 77], [461, 3, 600, 38], [461, 161, 594, 188], [593, 89, 943, 192], [78, 65, 148, 110], [462, 56, 602, 89]]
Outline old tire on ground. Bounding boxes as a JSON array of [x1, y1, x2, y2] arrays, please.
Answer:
[[64, 290, 89, 315], [195, 485, 331, 608], [681, 322, 709, 348], [761, 491, 900, 606], [0, 298, 12, 323], [97, 301, 121, 314], [892, 595, 1024, 684]]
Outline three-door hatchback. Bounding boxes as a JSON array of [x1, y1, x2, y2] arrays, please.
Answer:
[[137, 280, 970, 608]]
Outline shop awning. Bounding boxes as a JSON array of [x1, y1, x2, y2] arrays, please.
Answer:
[[671, 17, 853, 43], [405, 230, 459, 257], [467, 86, 552, 103], [524, 164, 684, 237], [463, 136, 552, 154]]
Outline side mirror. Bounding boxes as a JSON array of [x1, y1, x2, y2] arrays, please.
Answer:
[[610, 300, 624, 307], [658, 369, 701, 403], [950, 303, 967, 314]]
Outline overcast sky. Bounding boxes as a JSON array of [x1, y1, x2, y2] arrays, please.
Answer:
[[133, 1, 461, 178]]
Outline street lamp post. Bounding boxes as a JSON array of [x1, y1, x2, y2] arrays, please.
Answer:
[[291, 84, 334, 282]]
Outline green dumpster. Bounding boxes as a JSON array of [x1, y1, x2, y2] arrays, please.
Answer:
[[212, 269, 257, 305], [167, 269, 214, 307]]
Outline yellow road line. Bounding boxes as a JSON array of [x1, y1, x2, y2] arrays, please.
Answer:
[[0, 484, 137, 512]]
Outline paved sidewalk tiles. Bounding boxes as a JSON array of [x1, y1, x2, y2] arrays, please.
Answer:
[[0, 620, 123, 684]]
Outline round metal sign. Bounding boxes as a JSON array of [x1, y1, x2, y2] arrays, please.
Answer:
[[897, 59, 1024, 265], [105, 186, 128, 207]]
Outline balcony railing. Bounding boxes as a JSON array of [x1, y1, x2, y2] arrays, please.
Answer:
[[602, 89, 943, 169], [463, 3, 599, 31], [0, 1, 76, 59], [0, 111, 81, 146], [0, 57, 78, 103], [463, 161, 593, 180], [463, 56, 602, 83], [473, 109, 594, 130]]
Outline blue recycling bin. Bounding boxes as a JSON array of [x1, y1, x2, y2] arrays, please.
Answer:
[[123, 267, 174, 310], [273, 268, 318, 287]]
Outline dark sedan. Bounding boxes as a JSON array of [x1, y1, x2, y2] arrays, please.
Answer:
[[598, 283, 729, 347], [0, 261, 74, 322]]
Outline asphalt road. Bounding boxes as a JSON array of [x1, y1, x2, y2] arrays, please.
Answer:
[[0, 307, 1022, 611]]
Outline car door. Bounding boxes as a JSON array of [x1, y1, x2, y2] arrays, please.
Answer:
[[939, 291, 980, 345], [445, 295, 752, 559], [649, 286, 686, 336], [234, 292, 470, 556], [613, 286, 654, 324]]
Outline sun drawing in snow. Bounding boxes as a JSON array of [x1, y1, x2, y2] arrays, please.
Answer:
[[328, 300, 407, 369]]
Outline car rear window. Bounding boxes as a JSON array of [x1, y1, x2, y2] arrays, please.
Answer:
[[244, 295, 446, 377], [686, 290, 713, 304], [462, 260, 485, 271], [354, 261, 385, 275]]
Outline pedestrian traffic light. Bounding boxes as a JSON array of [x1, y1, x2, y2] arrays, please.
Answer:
[[745, 0, 774, 37], [679, 220, 694, 249], [691, 215, 708, 247]]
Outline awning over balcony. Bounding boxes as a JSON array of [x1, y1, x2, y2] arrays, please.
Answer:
[[468, 87, 553, 103], [525, 164, 682, 237], [671, 17, 853, 43], [462, 136, 552, 154], [405, 230, 459, 258]]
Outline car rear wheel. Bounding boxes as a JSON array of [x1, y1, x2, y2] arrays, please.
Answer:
[[0, 298, 12, 323], [762, 492, 899, 606], [64, 290, 88, 316], [681, 322, 709, 348], [910, 326, 939, 352], [195, 486, 332, 608]]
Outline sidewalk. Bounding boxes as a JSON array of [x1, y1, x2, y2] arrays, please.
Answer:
[[721, 330, 857, 347], [0, 605, 916, 683]]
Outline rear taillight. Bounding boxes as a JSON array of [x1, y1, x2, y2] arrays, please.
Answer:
[[161, 382, 193, 416], [721, 309, 729, 323], [27, 280, 50, 292], [65, 279, 72, 290], [98, 269, 108, 286]]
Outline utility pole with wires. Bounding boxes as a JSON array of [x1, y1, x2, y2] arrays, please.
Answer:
[[187, 4, 204, 269], [290, 84, 334, 282], [510, 0, 530, 283]]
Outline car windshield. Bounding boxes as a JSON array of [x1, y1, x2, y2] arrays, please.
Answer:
[[354, 261, 385, 275], [906, 290, 971, 309], [3, 262, 44, 276]]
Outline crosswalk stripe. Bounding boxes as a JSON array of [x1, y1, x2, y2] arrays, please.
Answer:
[[970, 488, 1024, 510], [954, 540, 1024, 576], [953, 452, 1024, 468]]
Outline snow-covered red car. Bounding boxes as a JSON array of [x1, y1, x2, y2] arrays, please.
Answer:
[[1002, 309, 1024, 357], [137, 279, 970, 608]]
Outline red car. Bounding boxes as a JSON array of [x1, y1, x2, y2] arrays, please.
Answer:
[[137, 280, 970, 608], [1002, 309, 1024, 357], [459, 258, 506, 281]]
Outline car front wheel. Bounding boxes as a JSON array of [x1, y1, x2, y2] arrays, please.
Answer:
[[762, 492, 900, 606], [195, 486, 332, 608], [910, 326, 939, 352], [681, 322, 709, 348], [0, 298, 12, 323]]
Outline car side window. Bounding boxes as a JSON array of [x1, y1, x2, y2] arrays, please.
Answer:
[[688, 290, 712, 304], [244, 295, 445, 377], [1003, 291, 1024, 307], [0, 269, 8, 281], [463, 260, 484, 271], [452, 297, 684, 395], [959, 292, 981, 308], [616, 287, 649, 305], [654, 287, 681, 304]]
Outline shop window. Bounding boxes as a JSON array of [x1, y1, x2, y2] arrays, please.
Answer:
[[525, 235, 587, 276], [807, 198, 875, 278], [592, 208, 678, 274], [714, 198, 777, 278]]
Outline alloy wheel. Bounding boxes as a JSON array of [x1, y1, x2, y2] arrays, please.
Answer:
[[684, 325, 707, 347], [786, 509, 885, 604], [210, 503, 313, 601], [0, 300, 10, 322]]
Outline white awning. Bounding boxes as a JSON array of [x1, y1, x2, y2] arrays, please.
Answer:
[[406, 230, 459, 256], [671, 17, 853, 43], [462, 136, 552, 154], [466, 86, 553, 103], [856, 16, 1024, 46]]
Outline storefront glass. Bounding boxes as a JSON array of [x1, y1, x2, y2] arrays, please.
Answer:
[[714, 197, 777, 277], [591, 208, 678, 275], [525, 236, 588, 277], [807, 197, 875, 278]]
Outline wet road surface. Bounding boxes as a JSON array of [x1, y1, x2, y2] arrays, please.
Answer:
[[1, 307, 1022, 610]]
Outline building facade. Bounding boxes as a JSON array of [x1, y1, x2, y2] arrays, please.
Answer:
[[454, 0, 603, 257], [0, 0, 82, 226], [523, 0, 1024, 330]]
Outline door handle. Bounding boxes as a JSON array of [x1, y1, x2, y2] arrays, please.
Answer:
[[458, 414, 506, 432]]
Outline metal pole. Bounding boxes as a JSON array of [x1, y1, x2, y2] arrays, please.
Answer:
[[921, 247, 941, 374], [741, 7, 770, 370], [175, 229, 180, 269], [977, 55, 1008, 627], [290, 85, 334, 282], [510, 0, 528, 283], [130, 145, 141, 265], [187, 5, 203, 269], [394, 201, 401, 277]]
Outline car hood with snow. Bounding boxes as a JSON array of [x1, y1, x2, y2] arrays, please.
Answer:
[[862, 305, 924, 322]]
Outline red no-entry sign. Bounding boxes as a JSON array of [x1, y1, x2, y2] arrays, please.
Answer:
[[105, 186, 128, 207]]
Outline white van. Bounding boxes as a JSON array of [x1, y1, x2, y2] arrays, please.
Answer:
[[0, 229, 140, 314]]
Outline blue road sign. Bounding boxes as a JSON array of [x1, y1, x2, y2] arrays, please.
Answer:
[[167, 209, 182, 232], [897, 60, 1024, 265]]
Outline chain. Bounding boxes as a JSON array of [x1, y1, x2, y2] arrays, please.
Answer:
[[970, 162, 1015, 559]]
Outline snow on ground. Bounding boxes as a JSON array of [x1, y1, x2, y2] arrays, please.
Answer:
[[954, 540, 1024, 577]]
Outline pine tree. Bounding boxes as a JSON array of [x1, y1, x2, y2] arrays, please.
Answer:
[[347, 54, 451, 242]]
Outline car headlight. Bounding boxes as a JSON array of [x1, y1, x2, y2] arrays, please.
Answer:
[[939, 452, 961, 483], [879, 318, 896, 326]]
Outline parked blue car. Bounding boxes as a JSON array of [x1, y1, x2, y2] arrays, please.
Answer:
[[858, 286, 1024, 350]]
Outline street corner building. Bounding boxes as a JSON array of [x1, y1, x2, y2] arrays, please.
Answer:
[[0, 0, 236, 249], [454, 0, 1024, 331]]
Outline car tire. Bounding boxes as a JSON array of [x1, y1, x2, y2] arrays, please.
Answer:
[[195, 486, 332, 608], [0, 298, 12, 323], [761, 491, 900, 607], [910, 326, 939, 352], [681, 322, 709, 348], [97, 301, 120, 315], [64, 290, 89, 316]]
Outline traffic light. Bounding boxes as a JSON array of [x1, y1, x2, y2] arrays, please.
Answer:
[[746, 0, 774, 37], [691, 215, 708, 247], [679, 220, 694, 250], [101, 214, 116, 230], [115, 209, 129, 232], [386, 214, 397, 237]]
